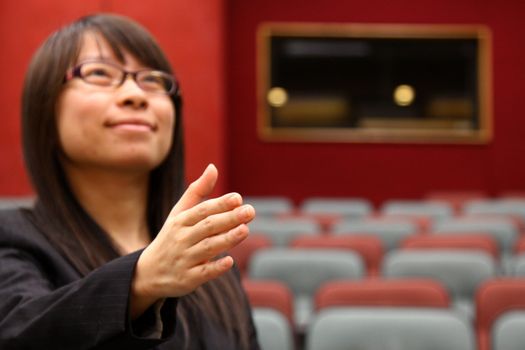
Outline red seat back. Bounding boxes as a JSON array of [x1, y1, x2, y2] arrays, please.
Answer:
[[229, 234, 272, 276], [475, 278, 525, 350], [401, 234, 499, 260], [514, 235, 525, 254], [315, 278, 450, 311], [242, 279, 294, 326], [290, 235, 383, 277]]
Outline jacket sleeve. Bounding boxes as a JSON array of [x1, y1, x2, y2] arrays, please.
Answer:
[[0, 245, 177, 350]]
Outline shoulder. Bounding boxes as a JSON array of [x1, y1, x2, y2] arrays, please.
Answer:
[[0, 208, 67, 268], [0, 207, 32, 226], [0, 208, 81, 284], [0, 208, 49, 247]]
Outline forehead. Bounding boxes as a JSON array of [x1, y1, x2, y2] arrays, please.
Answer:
[[76, 32, 141, 67]]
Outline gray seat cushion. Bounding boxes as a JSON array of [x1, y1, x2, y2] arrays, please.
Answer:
[[306, 308, 475, 350]]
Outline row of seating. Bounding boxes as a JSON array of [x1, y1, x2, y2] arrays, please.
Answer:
[[242, 195, 525, 349], [248, 214, 521, 252], [240, 246, 510, 327], [231, 233, 525, 279], [245, 195, 525, 220], [245, 278, 525, 350]]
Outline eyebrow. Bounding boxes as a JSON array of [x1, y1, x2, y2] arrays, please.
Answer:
[[78, 55, 111, 61], [75, 56, 122, 66]]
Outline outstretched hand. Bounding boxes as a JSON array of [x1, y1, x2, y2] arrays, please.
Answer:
[[130, 164, 255, 317]]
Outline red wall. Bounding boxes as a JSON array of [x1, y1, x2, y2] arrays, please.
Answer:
[[0, 0, 227, 196], [225, 0, 525, 205], [3, 1, 525, 206]]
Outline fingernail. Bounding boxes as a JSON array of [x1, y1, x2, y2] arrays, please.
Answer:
[[221, 256, 233, 268], [240, 205, 254, 218], [227, 193, 241, 206], [202, 163, 216, 177]]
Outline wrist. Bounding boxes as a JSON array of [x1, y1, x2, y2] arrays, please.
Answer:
[[130, 251, 159, 319]]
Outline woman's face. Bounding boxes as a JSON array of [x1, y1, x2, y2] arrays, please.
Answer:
[[56, 32, 175, 174]]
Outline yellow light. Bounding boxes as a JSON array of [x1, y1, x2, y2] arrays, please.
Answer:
[[267, 87, 289, 107], [393, 84, 415, 106]]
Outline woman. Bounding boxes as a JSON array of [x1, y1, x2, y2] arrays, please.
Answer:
[[0, 13, 258, 349]]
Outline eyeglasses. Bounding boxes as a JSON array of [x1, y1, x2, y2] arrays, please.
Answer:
[[65, 60, 178, 95]]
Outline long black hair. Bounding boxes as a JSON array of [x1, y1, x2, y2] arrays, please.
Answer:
[[21, 13, 250, 348]]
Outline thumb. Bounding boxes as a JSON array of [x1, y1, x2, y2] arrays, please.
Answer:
[[170, 164, 218, 216]]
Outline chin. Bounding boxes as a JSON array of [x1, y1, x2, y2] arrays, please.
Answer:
[[113, 157, 165, 172], [105, 150, 166, 171], [112, 146, 169, 168]]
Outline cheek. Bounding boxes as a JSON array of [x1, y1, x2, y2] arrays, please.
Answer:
[[56, 92, 80, 152], [158, 102, 177, 150], [55, 91, 104, 156]]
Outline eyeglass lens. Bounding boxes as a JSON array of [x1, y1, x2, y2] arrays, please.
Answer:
[[79, 62, 175, 94]]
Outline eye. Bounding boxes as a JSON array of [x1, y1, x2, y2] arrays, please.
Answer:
[[141, 73, 164, 85], [139, 72, 171, 92], [80, 62, 120, 85], [87, 68, 112, 77]]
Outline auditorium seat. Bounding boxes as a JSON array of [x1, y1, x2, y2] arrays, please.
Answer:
[[509, 237, 525, 275], [332, 217, 419, 251], [424, 190, 487, 213], [462, 213, 525, 234], [432, 217, 519, 261], [248, 217, 321, 246], [380, 199, 454, 223], [475, 278, 525, 350], [306, 308, 475, 350], [383, 249, 496, 318], [400, 234, 500, 260], [229, 234, 272, 277], [513, 235, 525, 254], [432, 216, 520, 273], [242, 279, 294, 326], [277, 212, 342, 233], [462, 199, 525, 222], [299, 197, 373, 219], [243, 196, 294, 217], [252, 308, 295, 350], [314, 278, 450, 310], [491, 311, 525, 350], [370, 212, 433, 234], [242, 280, 296, 350], [290, 235, 383, 277], [499, 191, 525, 200], [248, 248, 363, 331], [507, 253, 525, 276]]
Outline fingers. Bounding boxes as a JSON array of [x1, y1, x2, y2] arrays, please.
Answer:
[[139, 163, 258, 300], [183, 203, 255, 247], [170, 164, 218, 216], [188, 223, 250, 264], [178, 192, 244, 227], [169, 164, 254, 237], [185, 256, 235, 288]]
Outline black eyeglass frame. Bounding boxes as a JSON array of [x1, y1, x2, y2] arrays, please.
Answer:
[[64, 60, 179, 95]]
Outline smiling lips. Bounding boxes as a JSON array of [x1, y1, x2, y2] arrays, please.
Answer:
[[104, 118, 157, 132]]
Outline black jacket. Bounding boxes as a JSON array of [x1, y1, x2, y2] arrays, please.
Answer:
[[0, 208, 259, 349]]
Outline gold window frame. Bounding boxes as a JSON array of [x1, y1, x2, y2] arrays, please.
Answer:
[[257, 23, 492, 144]]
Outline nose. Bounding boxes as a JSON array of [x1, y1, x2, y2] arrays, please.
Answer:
[[117, 74, 148, 109]]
